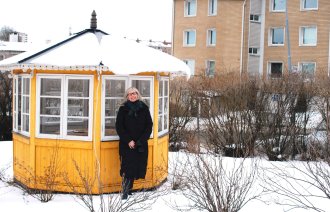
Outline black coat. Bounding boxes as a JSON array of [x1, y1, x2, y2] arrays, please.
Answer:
[[115, 100, 153, 179]]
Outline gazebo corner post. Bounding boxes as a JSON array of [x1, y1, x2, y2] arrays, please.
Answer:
[[29, 69, 37, 188], [91, 71, 102, 194], [152, 72, 160, 186]]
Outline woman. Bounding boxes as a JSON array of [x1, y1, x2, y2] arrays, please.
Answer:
[[115, 87, 153, 200]]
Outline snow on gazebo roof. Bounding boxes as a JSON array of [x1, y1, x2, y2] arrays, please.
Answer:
[[0, 14, 190, 77]]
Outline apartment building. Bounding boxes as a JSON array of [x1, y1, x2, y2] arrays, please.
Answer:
[[172, 0, 330, 79]]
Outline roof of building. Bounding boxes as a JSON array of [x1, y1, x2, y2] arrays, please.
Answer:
[[0, 40, 34, 52], [0, 28, 190, 76]]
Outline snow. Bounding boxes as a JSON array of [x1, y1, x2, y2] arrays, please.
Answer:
[[0, 140, 328, 212], [0, 31, 191, 77]]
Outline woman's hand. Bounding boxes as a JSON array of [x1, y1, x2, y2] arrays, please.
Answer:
[[128, 140, 135, 149]]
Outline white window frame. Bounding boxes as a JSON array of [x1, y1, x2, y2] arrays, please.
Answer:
[[298, 62, 316, 78], [208, 0, 217, 16], [268, 61, 283, 79], [184, 0, 197, 17], [101, 75, 154, 141], [249, 47, 260, 56], [13, 75, 31, 137], [207, 28, 216, 46], [299, 26, 317, 46], [269, 27, 285, 46], [183, 59, 196, 76], [206, 60, 216, 77], [250, 14, 261, 22], [300, 0, 318, 11], [183, 29, 196, 47], [270, 0, 286, 12], [158, 77, 169, 136], [36, 74, 94, 141]]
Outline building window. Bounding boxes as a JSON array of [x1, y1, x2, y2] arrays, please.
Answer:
[[207, 29, 216, 46], [158, 78, 169, 135], [249, 47, 260, 55], [208, 0, 217, 15], [206, 60, 215, 77], [184, 0, 197, 17], [183, 59, 196, 76], [300, 26, 317, 46], [268, 62, 283, 78], [36, 75, 93, 141], [271, 0, 286, 12], [184, 30, 196, 46], [301, 0, 318, 10], [13, 75, 30, 136], [250, 14, 261, 22], [299, 62, 316, 78], [269, 27, 284, 45], [102, 76, 153, 141]]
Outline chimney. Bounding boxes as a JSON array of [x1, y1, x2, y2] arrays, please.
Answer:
[[90, 10, 97, 30]]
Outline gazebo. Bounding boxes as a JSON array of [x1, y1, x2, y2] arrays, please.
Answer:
[[0, 12, 190, 194]]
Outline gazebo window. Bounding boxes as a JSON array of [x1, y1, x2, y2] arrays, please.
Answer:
[[36, 75, 93, 141], [158, 77, 169, 135], [102, 76, 153, 141], [13, 75, 30, 136]]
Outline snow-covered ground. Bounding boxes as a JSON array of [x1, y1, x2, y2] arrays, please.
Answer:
[[0, 140, 328, 212]]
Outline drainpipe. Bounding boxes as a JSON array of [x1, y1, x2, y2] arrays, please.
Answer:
[[240, 0, 247, 78], [171, 0, 175, 56], [285, 0, 292, 73], [328, 28, 330, 77]]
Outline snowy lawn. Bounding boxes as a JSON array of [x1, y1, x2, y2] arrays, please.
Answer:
[[0, 140, 329, 212]]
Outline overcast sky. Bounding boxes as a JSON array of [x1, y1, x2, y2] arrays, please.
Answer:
[[0, 0, 173, 44]]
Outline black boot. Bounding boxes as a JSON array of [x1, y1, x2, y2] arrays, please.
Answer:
[[122, 177, 134, 199], [128, 179, 134, 195]]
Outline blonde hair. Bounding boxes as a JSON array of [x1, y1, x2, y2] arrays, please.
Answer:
[[124, 87, 142, 101]]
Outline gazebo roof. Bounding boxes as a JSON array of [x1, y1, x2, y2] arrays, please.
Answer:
[[0, 28, 190, 76]]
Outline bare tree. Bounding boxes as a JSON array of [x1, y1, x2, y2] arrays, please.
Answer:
[[0, 26, 15, 41], [0, 72, 12, 141]]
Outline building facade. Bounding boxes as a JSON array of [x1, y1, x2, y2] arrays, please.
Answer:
[[172, 0, 330, 79]]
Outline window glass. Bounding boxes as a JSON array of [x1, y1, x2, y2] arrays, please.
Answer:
[[271, 28, 284, 45], [13, 76, 30, 134], [208, 29, 216, 46], [302, 26, 317, 45], [270, 62, 283, 78], [185, 0, 196, 16], [300, 62, 315, 77], [158, 78, 169, 134], [183, 60, 195, 76], [39, 78, 62, 135], [102, 76, 153, 140], [208, 0, 217, 15], [206, 60, 215, 77], [37, 75, 93, 140], [105, 80, 125, 97], [184, 30, 196, 46], [272, 0, 286, 11], [303, 0, 317, 9], [132, 79, 151, 107]]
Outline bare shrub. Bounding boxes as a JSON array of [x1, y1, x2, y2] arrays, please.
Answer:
[[169, 152, 261, 212], [202, 76, 261, 157], [63, 158, 169, 212], [169, 78, 195, 151], [261, 158, 330, 212], [14, 142, 61, 202]]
